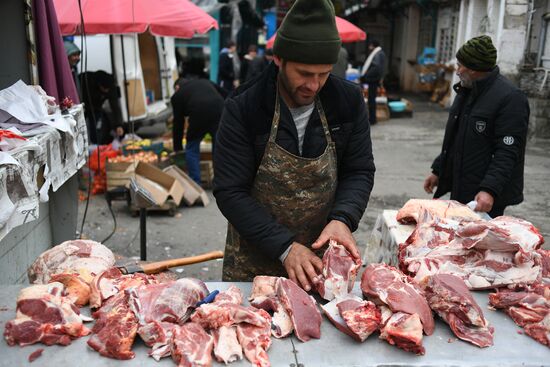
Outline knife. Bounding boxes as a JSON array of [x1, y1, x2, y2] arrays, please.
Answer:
[[117, 250, 224, 275]]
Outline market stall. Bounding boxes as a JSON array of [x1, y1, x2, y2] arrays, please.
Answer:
[[0, 282, 547, 367], [0, 82, 88, 284]]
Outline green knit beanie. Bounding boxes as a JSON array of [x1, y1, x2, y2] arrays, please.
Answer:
[[273, 0, 341, 64], [456, 35, 497, 71]]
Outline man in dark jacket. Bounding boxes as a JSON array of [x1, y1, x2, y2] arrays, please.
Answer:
[[171, 77, 224, 184], [424, 35, 529, 217], [218, 41, 237, 94], [79, 70, 124, 145], [360, 40, 386, 125], [214, 0, 375, 290]]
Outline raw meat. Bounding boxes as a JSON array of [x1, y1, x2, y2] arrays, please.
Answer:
[[249, 276, 294, 338], [379, 312, 425, 355], [27, 240, 115, 307], [361, 263, 434, 335], [214, 285, 243, 305], [397, 199, 480, 224], [236, 317, 272, 367], [3, 283, 90, 347], [170, 322, 214, 367], [489, 283, 549, 348], [455, 216, 544, 257], [28, 240, 115, 284], [277, 277, 322, 342], [321, 295, 380, 342], [270, 305, 294, 339], [191, 302, 271, 330], [422, 274, 494, 347], [212, 326, 243, 364], [89, 267, 158, 308], [87, 290, 138, 359], [49, 273, 91, 307], [249, 276, 279, 311], [28, 348, 44, 362], [128, 278, 209, 359], [399, 213, 543, 290], [315, 240, 362, 301], [337, 297, 381, 342]]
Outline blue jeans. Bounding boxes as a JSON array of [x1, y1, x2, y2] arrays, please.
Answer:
[[185, 138, 202, 185]]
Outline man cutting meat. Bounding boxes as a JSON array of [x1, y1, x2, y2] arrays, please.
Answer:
[[213, 0, 375, 290]]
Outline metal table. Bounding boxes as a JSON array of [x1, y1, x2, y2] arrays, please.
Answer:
[[0, 282, 548, 366]]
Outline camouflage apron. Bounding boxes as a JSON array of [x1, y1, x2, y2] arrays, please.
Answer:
[[222, 89, 338, 281]]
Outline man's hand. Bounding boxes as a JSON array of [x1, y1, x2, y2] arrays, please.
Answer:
[[283, 242, 323, 292], [311, 220, 359, 259], [116, 126, 124, 137], [423, 173, 439, 194], [474, 191, 494, 213]]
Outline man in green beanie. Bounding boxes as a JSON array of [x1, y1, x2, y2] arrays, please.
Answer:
[[424, 35, 529, 217], [214, 0, 375, 290]]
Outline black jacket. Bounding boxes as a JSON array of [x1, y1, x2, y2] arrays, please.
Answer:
[[213, 63, 375, 260], [432, 67, 529, 207], [171, 78, 224, 151]]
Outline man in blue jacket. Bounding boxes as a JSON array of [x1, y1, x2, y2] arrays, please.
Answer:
[[424, 35, 529, 217], [213, 0, 375, 290]]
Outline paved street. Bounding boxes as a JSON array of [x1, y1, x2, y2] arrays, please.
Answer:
[[78, 96, 550, 280]]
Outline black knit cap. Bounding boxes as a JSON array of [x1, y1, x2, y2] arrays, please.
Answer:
[[456, 35, 497, 71], [273, 0, 341, 64]]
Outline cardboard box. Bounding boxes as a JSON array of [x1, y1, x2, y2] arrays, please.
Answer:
[[134, 162, 185, 206], [163, 165, 210, 207], [376, 104, 390, 122], [106, 161, 136, 190]]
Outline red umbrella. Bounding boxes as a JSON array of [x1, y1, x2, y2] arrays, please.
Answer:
[[266, 16, 366, 49], [53, 0, 218, 37]]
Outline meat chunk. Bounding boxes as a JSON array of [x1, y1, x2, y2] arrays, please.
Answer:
[[191, 303, 270, 330], [3, 283, 90, 347], [129, 278, 209, 359], [361, 263, 434, 335], [315, 240, 362, 301], [455, 216, 544, 257], [379, 312, 425, 355], [249, 276, 279, 311], [249, 276, 293, 338], [321, 295, 381, 342], [399, 213, 542, 290], [27, 240, 115, 307], [89, 267, 159, 309], [423, 274, 494, 347], [171, 322, 214, 367], [28, 240, 115, 284], [236, 315, 272, 367], [49, 273, 91, 307], [397, 199, 480, 224], [489, 283, 549, 348], [337, 297, 381, 342], [87, 290, 138, 360], [277, 278, 322, 342], [214, 285, 243, 305], [212, 326, 243, 364]]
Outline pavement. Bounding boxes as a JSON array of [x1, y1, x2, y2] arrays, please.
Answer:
[[78, 95, 550, 280]]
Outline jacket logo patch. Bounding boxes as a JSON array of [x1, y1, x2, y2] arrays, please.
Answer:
[[475, 121, 486, 133], [503, 136, 514, 145]]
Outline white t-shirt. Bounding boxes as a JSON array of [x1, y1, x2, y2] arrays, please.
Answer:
[[289, 102, 315, 155]]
